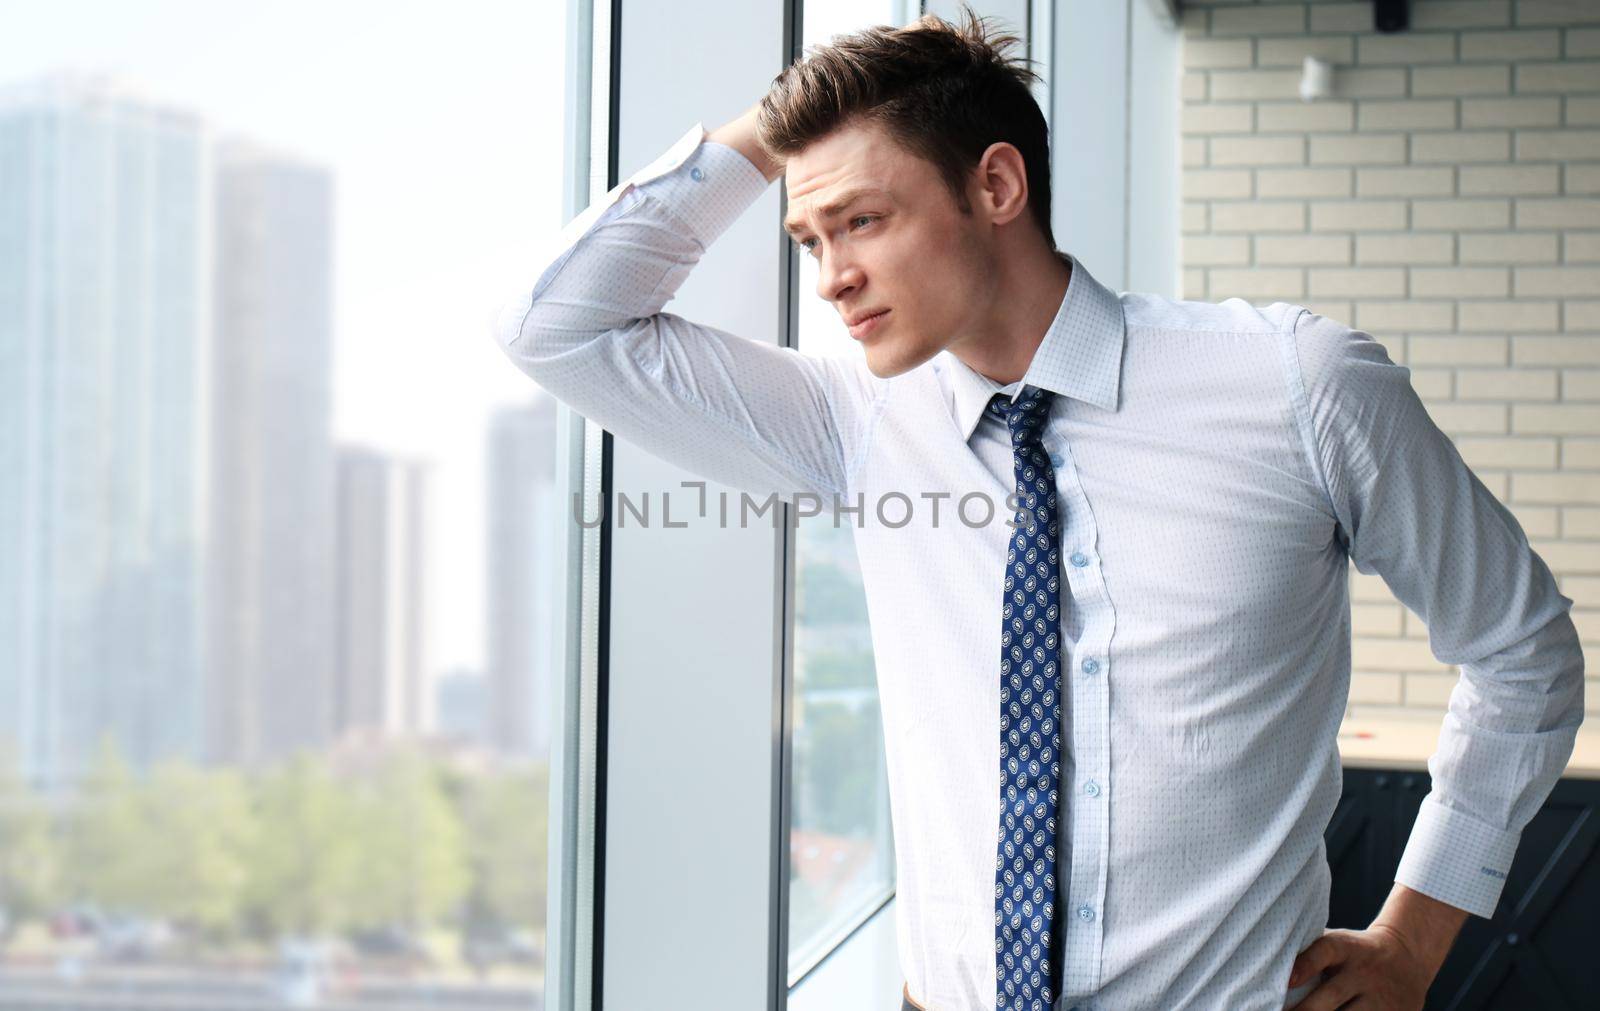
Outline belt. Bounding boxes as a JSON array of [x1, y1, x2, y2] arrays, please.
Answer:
[[902, 981, 927, 1010]]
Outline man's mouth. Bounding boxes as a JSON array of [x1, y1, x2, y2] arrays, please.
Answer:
[[848, 309, 890, 339]]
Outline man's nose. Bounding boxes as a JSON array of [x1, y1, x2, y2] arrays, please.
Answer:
[[818, 252, 863, 303]]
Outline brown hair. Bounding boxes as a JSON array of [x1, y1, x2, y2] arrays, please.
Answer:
[[756, 4, 1054, 250]]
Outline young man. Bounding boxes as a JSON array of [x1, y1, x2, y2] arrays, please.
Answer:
[[492, 11, 1583, 1011]]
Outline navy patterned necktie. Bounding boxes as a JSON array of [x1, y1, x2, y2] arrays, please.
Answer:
[[989, 386, 1063, 1011]]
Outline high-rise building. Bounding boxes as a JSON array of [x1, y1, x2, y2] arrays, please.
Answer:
[[335, 446, 432, 740], [435, 665, 488, 746], [485, 396, 559, 759], [0, 72, 209, 790], [205, 135, 337, 768]]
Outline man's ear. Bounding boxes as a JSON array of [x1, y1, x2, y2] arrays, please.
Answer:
[[975, 141, 1029, 228]]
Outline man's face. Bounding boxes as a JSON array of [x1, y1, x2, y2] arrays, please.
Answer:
[[783, 118, 993, 378]]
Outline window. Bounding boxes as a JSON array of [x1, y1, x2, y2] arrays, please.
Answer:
[[786, 0, 918, 987], [0, 2, 571, 1005]]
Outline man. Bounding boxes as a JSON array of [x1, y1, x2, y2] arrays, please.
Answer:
[[491, 10, 1584, 1011]]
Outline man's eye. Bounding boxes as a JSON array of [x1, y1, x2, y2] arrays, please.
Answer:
[[793, 216, 876, 255]]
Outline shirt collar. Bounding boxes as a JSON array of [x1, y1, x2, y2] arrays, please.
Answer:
[[945, 250, 1127, 443]]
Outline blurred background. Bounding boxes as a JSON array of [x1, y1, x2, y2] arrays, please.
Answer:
[[1, 1, 563, 1007], [1, 0, 1597, 1009]]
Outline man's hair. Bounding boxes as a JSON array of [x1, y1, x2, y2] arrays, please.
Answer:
[[756, 5, 1054, 250]]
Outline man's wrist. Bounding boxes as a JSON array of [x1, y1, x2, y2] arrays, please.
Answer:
[[707, 101, 784, 183], [1370, 881, 1470, 975]]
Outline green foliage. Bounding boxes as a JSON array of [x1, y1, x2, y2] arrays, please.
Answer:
[[799, 648, 877, 690], [0, 739, 60, 920], [2, 737, 553, 950], [61, 736, 152, 911], [458, 764, 549, 932], [796, 561, 867, 626], [344, 749, 470, 930], [140, 761, 256, 937], [795, 700, 881, 837], [241, 752, 365, 937]]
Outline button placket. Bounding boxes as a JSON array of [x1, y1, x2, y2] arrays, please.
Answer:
[[1044, 430, 1113, 998]]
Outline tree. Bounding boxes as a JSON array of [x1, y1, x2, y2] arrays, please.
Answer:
[[458, 763, 548, 933], [795, 701, 879, 836], [242, 752, 364, 938], [0, 739, 59, 923], [61, 735, 153, 913], [139, 761, 256, 939], [345, 748, 469, 930]]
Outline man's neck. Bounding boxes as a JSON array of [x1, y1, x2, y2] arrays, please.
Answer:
[[949, 248, 1073, 387]]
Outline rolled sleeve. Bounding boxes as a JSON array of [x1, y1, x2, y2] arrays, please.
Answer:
[[1289, 306, 1586, 919]]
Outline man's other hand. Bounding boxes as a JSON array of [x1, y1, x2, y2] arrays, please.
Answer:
[[1284, 924, 1433, 1010]]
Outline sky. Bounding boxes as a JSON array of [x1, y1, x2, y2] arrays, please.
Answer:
[[4, 0, 571, 673]]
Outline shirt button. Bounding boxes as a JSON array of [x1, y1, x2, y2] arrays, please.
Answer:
[[1084, 780, 1100, 797], [690, 166, 704, 181], [1069, 551, 1088, 567], [1077, 904, 1095, 922], [1081, 657, 1099, 674], [1049, 453, 1062, 468]]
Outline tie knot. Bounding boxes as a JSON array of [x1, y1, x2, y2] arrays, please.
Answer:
[[989, 386, 1055, 443]]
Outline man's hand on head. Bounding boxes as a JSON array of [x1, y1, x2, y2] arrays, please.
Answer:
[[708, 100, 784, 183]]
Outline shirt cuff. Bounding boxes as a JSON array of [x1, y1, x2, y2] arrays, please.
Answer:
[[1392, 792, 1520, 920], [631, 131, 772, 249], [526, 122, 770, 307]]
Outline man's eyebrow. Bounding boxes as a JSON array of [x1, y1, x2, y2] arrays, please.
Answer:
[[782, 188, 891, 237]]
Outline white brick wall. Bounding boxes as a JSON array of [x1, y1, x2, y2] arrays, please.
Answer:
[[1181, 0, 1600, 718]]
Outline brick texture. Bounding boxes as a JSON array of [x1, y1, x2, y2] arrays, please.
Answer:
[[1182, 0, 1600, 718]]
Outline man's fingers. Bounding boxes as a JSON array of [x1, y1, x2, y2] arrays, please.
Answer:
[[1287, 971, 1358, 1011], [1288, 932, 1341, 986]]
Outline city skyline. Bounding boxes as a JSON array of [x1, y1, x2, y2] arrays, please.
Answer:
[[0, 67, 547, 786], [0, 0, 570, 680]]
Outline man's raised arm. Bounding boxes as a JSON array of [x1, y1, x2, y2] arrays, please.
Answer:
[[490, 101, 885, 502]]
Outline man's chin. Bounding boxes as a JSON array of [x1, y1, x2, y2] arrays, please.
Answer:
[[863, 353, 903, 380], [863, 342, 933, 379]]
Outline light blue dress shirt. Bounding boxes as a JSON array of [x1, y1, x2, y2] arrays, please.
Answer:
[[492, 123, 1585, 1011]]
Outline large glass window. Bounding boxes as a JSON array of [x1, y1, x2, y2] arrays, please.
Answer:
[[786, 1, 916, 986], [0, 2, 571, 1007]]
